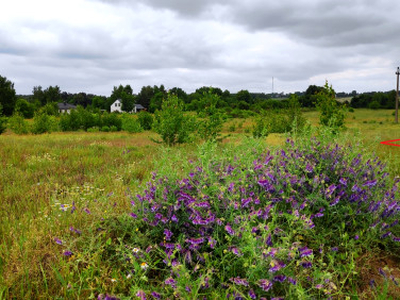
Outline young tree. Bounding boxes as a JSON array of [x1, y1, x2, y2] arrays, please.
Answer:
[[152, 94, 195, 145], [196, 91, 226, 141], [316, 81, 346, 132], [0, 75, 17, 116]]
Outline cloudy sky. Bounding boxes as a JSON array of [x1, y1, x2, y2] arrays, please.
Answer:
[[1, 0, 400, 96]]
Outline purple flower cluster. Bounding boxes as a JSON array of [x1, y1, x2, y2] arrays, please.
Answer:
[[125, 138, 400, 298]]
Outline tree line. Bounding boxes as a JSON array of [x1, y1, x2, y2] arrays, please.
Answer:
[[0, 74, 397, 119]]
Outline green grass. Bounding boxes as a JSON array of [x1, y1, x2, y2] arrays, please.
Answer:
[[1, 109, 400, 298]]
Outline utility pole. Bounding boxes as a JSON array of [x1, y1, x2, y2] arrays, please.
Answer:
[[272, 77, 274, 97], [396, 67, 399, 124]]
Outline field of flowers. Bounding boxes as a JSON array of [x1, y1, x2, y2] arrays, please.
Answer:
[[1, 109, 400, 299]]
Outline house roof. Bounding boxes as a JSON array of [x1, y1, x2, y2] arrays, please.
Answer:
[[135, 104, 145, 109], [58, 102, 77, 110]]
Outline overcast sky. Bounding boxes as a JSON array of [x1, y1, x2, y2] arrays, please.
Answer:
[[1, 0, 400, 96]]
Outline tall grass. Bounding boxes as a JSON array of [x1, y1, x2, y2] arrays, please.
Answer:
[[1, 108, 400, 298]]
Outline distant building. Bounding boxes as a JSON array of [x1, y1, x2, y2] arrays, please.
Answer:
[[134, 104, 145, 113], [110, 99, 123, 113], [110, 99, 146, 113], [58, 102, 77, 114]]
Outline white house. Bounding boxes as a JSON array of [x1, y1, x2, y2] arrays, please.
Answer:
[[110, 99, 123, 113], [110, 99, 146, 113]]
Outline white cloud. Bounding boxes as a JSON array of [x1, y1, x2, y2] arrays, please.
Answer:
[[1, 0, 399, 95]]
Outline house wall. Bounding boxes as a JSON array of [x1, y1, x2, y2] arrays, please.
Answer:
[[111, 100, 123, 113]]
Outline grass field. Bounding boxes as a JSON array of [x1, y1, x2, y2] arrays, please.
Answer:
[[1, 108, 400, 299]]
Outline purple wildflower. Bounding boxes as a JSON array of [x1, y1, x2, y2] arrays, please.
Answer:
[[230, 277, 249, 287], [248, 289, 256, 299], [325, 184, 337, 197], [331, 247, 338, 252], [391, 275, 399, 286], [69, 226, 82, 235], [225, 224, 235, 235], [363, 179, 377, 187], [393, 236, 400, 242], [273, 275, 287, 283], [185, 286, 192, 292], [381, 231, 392, 239], [339, 177, 347, 186], [301, 261, 312, 268], [164, 229, 173, 241], [71, 201, 76, 214], [266, 234, 273, 246], [269, 260, 286, 273], [63, 250, 73, 256], [379, 268, 387, 279], [258, 279, 273, 292], [186, 237, 205, 245], [288, 277, 297, 285], [299, 247, 313, 258], [165, 277, 177, 289], [354, 235, 359, 240], [136, 290, 146, 300], [84, 207, 91, 214], [330, 196, 340, 206], [151, 292, 161, 299], [54, 238, 63, 245], [129, 212, 138, 219], [171, 215, 178, 223]]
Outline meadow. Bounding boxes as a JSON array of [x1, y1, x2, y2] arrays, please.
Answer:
[[1, 109, 400, 299]]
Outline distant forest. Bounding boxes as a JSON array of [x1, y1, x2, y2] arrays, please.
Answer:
[[0, 74, 397, 118]]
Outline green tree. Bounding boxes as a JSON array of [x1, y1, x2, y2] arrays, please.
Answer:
[[300, 85, 324, 107], [153, 94, 195, 145], [236, 90, 253, 106], [136, 86, 155, 109], [109, 85, 135, 112], [316, 81, 346, 131], [196, 91, 226, 141], [43, 86, 62, 104], [14, 98, 35, 118], [0, 104, 7, 134], [0, 75, 17, 116]]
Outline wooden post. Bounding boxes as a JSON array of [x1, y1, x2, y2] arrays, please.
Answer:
[[396, 67, 399, 124]]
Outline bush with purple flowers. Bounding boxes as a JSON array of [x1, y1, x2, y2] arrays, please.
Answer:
[[62, 136, 400, 299]]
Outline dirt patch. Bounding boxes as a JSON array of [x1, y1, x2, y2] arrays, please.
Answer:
[[356, 251, 400, 298]]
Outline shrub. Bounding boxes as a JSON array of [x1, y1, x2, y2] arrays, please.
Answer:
[[101, 125, 110, 132], [87, 127, 100, 133], [63, 138, 400, 299], [252, 114, 269, 138], [368, 101, 380, 110], [152, 94, 196, 145], [8, 113, 30, 134], [137, 111, 153, 130], [101, 112, 122, 131], [121, 114, 143, 133], [32, 112, 58, 134]]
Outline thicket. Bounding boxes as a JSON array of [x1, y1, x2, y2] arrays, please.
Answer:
[[252, 95, 307, 137], [59, 107, 122, 132]]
